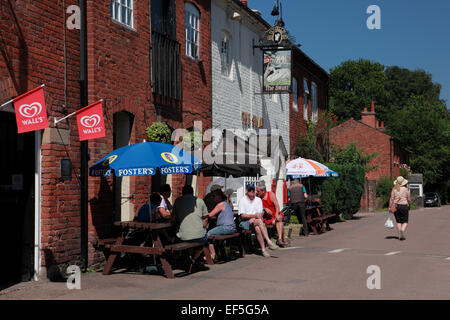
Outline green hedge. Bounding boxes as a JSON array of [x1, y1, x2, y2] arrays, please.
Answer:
[[376, 176, 394, 208], [321, 163, 365, 219]]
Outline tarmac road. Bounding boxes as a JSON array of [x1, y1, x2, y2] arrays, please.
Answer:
[[1, 205, 449, 300]]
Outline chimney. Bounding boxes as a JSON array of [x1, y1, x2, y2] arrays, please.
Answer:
[[241, 0, 248, 6], [361, 101, 376, 128]]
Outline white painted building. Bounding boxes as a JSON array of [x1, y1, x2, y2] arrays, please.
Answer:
[[210, 0, 289, 205]]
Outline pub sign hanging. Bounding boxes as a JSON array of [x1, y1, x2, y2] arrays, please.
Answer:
[[263, 49, 292, 93]]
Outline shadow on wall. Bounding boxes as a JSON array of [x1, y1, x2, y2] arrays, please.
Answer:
[[43, 249, 66, 282], [1, 0, 28, 94], [90, 177, 114, 239]]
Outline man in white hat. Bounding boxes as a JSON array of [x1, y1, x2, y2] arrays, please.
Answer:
[[389, 176, 411, 240]]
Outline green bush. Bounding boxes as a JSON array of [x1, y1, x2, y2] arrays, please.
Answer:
[[399, 167, 409, 179], [376, 176, 394, 208], [145, 122, 172, 144], [183, 130, 203, 151], [322, 163, 365, 219], [290, 215, 299, 224]]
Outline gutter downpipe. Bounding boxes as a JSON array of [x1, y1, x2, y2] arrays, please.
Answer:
[[79, 0, 88, 272], [389, 137, 393, 178]]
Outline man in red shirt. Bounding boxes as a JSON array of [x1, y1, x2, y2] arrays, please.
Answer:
[[256, 183, 288, 247]]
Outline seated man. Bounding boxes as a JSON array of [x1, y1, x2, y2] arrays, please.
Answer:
[[256, 183, 288, 247], [136, 193, 162, 222], [172, 185, 210, 272], [238, 184, 279, 258], [207, 189, 236, 260]]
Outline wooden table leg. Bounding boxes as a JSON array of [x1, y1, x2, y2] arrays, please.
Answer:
[[102, 234, 125, 275], [152, 230, 174, 279]]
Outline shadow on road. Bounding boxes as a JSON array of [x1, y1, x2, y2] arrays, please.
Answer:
[[385, 236, 399, 240]]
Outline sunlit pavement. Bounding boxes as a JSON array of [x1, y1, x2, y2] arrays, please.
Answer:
[[1, 205, 449, 300]]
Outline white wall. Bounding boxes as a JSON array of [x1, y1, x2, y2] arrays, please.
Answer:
[[211, 0, 290, 206], [211, 0, 290, 155]]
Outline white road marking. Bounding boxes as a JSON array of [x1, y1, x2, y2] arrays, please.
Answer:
[[328, 248, 347, 253], [282, 246, 303, 250], [385, 251, 402, 256], [446, 257, 450, 261]]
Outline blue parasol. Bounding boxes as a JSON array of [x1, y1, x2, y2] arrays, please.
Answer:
[[89, 142, 202, 177]]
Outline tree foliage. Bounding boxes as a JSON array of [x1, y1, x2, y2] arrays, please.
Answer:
[[322, 163, 365, 219], [329, 59, 449, 203], [329, 59, 388, 122], [294, 121, 324, 162], [330, 142, 379, 173], [385, 96, 450, 203]]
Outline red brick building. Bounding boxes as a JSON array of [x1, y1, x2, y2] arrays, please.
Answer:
[[289, 47, 329, 158], [0, 0, 211, 285], [329, 102, 410, 210]]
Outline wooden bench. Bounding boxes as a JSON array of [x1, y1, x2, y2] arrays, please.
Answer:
[[101, 221, 213, 279], [311, 214, 334, 233], [93, 238, 116, 249], [208, 232, 243, 261]]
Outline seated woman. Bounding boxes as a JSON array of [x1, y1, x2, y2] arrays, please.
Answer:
[[207, 189, 236, 260]]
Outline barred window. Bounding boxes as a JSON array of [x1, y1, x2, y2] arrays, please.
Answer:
[[111, 0, 134, 28], [311, 81, 318, 123], [185, 3, 200, 59], [303, 78, 309, 120], [292, 77, 298, 112]]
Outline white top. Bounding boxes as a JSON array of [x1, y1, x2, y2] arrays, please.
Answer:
[[238, 196, 263, 216], [158, 196, 172, 211]]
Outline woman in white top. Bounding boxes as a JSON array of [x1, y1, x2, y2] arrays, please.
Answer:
[[389, 176, 411, 241]]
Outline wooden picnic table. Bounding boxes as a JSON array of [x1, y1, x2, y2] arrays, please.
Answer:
[[304, 205, 333, 234], [101, 221, 213, 279]]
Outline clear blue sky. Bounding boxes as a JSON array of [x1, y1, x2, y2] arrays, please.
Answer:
[[252, 0, 450, 107]]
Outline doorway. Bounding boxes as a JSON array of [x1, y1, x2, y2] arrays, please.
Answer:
[[113, 111, 134, 222], [0, 111, 35, 288]]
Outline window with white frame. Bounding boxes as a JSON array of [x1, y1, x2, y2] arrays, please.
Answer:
[[311, 81, 318, 122], [220, 33, 231, 76], [111, 0, 134, 28], [303, 78, 309, 120], [292, 77, 298, 112], [185, 3, 200, 59]]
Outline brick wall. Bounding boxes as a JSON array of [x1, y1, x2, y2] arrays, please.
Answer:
[[289, 49, 328, 158], [1, 0, 212, 270], [330, 119, 395, 211], [1, 0, 84, 268]]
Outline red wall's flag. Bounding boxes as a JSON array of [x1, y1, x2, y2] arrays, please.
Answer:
[[13, 85, 48, 134], [76, 100, 106, 141]]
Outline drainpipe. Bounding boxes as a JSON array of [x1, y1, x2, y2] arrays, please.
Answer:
[[79, 0, 88, 272], [389, 137, 393, 178]]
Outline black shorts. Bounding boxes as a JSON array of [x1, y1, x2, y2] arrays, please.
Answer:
[[394, 204, 409, 224]]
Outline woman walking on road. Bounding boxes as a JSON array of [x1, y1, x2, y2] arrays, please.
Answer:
[[389, 176, 411, 241]]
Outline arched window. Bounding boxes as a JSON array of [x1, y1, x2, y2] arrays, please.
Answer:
[[185, 2, 200, 59]]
